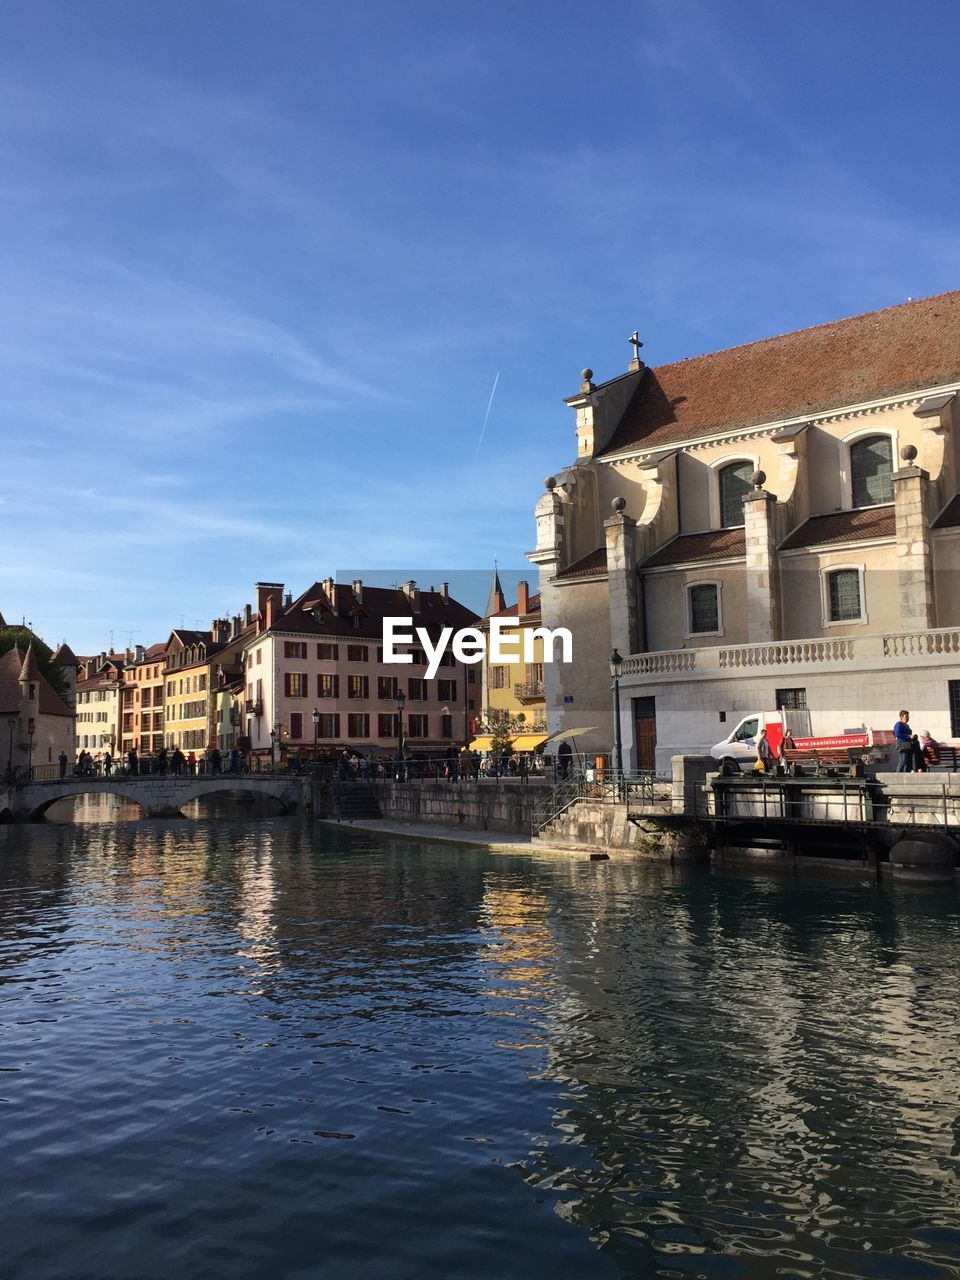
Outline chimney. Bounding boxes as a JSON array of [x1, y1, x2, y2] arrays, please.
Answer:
[[517, 580, 529, 615], [352, 579, 363, 604], [402, 580, 420, 610], [244, 603, 252, 626], [322, 576, 335, 599], [99, 651, 106, 668], [135, 644, 145, 662], [256, 583, 284, 633], [232, 614, 241, 638], [212, 618, 230, 645], [439, 582, 449, 602], [284, 592, 292, 607]]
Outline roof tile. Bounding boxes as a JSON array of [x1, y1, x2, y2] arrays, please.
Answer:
[[599, 289, 960, 456], [643, 527, 746, 567], [780, 505, 896, 550]]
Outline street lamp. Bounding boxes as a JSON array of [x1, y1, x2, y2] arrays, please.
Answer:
[[269, 725, 279, 769], [609, 650, 624, 796], [27, 719, 36, 782], [312, 707, 320, 761], [396, 690, 406, 781]]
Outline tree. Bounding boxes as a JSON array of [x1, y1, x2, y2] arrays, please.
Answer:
[[0, 628, 71, 702], [486, 708, 516, 759]]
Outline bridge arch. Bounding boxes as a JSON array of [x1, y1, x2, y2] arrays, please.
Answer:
[[18, 775, 302, 821]]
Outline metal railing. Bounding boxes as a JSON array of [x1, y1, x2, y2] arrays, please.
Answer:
[[530, 769, 659, 835]]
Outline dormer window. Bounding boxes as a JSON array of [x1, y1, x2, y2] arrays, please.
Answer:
[[850, 435, 893, 508], [719, 461, 754, 528]]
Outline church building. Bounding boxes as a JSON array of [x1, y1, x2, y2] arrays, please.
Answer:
[[530, 291, 960, 771]]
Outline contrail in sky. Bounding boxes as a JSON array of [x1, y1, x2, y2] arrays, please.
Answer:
[[473, 370, 500, 460]]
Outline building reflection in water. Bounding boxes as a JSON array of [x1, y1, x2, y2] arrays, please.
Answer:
[[503, 863, 960, 1275]]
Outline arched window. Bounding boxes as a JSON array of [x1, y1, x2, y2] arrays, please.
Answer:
[[850, 435, 893, 508], [719, 461, 753, 527]]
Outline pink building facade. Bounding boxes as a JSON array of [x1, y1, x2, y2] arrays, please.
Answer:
[[242, 580, 479, 761]]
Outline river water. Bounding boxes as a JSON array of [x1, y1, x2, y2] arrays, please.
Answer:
[[1, 813, 960, 1279]]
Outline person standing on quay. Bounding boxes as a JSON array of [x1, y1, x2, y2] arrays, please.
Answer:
[[58, 751, 67, 779], [128, 747, 138, 776], [894, 710, 915, 772]]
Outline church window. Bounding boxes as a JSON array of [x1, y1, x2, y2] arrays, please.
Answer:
[[826, 568, 863, 622], [686, 583, 721, 635], [850, 435, 893, 508], [719, 462, 753, 527]]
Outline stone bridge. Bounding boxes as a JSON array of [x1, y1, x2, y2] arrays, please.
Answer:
[[0, 774, 304, 821]]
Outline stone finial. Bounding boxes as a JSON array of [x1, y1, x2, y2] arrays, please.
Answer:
[[581, 368, 593, 381], [751, 469, 766, 489], [900, 444, 918, 463], [612, 496, 627, 513], [545, 476, 557, 491]]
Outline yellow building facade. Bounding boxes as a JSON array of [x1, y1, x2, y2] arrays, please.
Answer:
[[476, 577, 547, 754]]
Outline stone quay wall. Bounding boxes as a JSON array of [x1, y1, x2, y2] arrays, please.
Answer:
[[371, 780, 543, 833]]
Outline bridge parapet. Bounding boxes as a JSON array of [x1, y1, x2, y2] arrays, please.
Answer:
[[3, 775, 304, 821]]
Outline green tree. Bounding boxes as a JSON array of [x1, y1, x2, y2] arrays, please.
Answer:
[[486, 708, 515, 758], [0, 628, 71, 702]]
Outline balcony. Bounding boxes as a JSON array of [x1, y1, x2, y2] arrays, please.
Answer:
[[247, 699, 263, 717], [514, 681, 545, 703]]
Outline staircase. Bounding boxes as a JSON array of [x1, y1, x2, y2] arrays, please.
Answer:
[[332, 782, 382, 822]]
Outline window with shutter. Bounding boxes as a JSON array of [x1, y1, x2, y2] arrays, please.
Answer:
[[850, 435, 893, 508], [688, 584, 720, 634], [719, 462, 753, 527], [827, 569, 862, 621]]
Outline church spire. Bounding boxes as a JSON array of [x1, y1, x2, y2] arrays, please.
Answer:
[[484, 563, 506, 618]]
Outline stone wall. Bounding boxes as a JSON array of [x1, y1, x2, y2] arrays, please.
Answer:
[[372, 780, 540, 833]]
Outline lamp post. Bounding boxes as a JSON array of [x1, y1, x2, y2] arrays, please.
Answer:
[[396, 690, 406, 782], [27, 719, 36, 782], [6, 717, 15, 784], [270, 725, 279, 770], [312, 707, 320, 761], [610, 649, 624, 797]]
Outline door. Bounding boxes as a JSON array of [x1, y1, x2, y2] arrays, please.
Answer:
[[633, 697, 657, 771]]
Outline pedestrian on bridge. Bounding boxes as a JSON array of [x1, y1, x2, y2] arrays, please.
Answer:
[[58, 752, 67, 779], [128, 747, 139, 776]]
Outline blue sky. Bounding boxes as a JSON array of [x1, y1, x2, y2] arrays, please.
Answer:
[[3, 0, 959, 652]]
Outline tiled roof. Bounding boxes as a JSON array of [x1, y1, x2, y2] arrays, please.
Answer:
[[268, 582, 479, 638], [598, 289, 960, 457], [0, 643, 74, 718], [933, 494, 960, 529], [19, 644, 41, 682], [38, 680, 73, 718], [51, 643, 79, 666], [780, 505, 896, 550], [643, 527, 746, 568], [489, 594, 542, 620], [555, 547, 607, 580], [0, 645, 21, 715]]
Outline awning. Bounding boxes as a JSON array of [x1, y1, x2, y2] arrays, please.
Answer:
[[543, 726, 599, 745], [469, 733, 547, 752]]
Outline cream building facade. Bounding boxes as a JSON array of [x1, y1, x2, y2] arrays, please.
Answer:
[[530, 291, 960, 771]]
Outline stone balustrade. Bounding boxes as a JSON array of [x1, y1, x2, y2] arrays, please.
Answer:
[[623, 625, 960, 683]]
